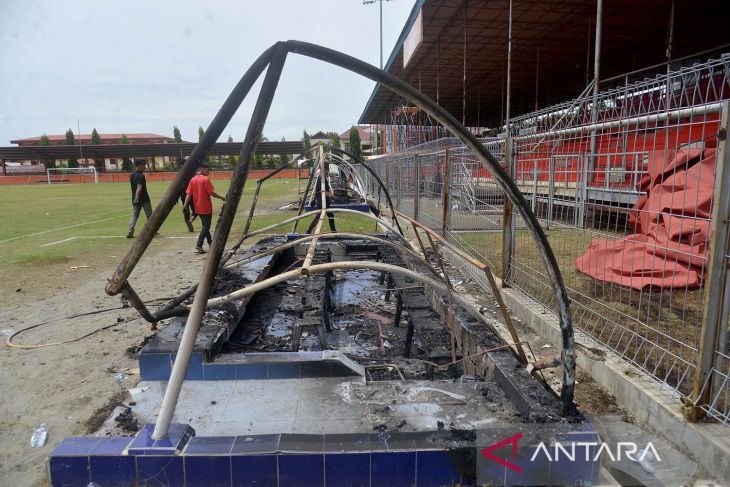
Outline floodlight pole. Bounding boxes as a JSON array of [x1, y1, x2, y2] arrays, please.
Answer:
[[380, 0, 383, 69]]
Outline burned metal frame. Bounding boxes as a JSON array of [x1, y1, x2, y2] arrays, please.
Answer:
[[104, 41, 575, 438]]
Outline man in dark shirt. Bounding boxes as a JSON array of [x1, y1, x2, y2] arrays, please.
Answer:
[[127, 159, 152, 238]]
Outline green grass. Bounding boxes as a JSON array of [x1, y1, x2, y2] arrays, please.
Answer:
[[0, 177, 380, 302], [0, 178, 304, 298]]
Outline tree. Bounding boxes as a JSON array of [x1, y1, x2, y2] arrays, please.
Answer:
[[120, 134, 133, 171], [227, 135, 238, 168], [173, 126, 183, 167], [66, 129, 78, 168], [349, 126, 362, 162], [39, 134, 55, 168], [278, 136, 290, 167], [326, 131, 341, 150], [302, 130, 311, 154], [198, 126, 210, 162], [90, 128, 104, 171]]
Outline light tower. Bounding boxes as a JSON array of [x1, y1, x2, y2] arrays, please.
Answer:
[[362, 0, 394, 70]]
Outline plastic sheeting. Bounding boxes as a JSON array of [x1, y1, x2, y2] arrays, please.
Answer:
[[576, 148, 716, 290]]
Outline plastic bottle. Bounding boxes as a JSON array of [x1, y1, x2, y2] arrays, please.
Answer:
[[30, 423, 48, 448], [115, 372, 126, 383], [637, 447, 655, 474]]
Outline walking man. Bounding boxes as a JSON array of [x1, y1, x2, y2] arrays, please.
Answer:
[[127, 159, 151, 238], [184, 162, 226, 254]]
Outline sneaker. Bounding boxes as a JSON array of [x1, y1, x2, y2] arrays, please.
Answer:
[[194, 246, 207, 254], [126, 231, 134, 238]]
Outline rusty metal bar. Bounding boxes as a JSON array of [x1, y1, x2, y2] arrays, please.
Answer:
[[292, 158, 318, 233], [441, 148, 451, 236], [119, 282, 157, 326], [152, 44, 288, 440], [301, 146, 328, 275], [425, 232, 457, 363], [413, 153, 420, 221], [394, 210, 487, 271], [483, 267, 528, 365], [106, 45, 276, 297], [690, 102, 730, 421]]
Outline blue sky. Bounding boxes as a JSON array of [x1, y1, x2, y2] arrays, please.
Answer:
[[0, 0, 415, 144]]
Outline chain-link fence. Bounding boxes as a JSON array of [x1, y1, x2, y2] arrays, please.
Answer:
[[359, 54, 730, 423]]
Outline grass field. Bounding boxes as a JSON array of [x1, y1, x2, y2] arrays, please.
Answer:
[[0, 177, 376, 302]]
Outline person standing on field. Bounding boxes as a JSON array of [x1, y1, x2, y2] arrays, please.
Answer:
[[184, 162, 226, 254], [127, 159, 151, 238]]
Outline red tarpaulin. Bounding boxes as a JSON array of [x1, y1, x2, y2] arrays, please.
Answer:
[[575, 147, 716, 290]]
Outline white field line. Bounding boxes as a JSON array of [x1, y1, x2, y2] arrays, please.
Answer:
[[0, 214, 128, 244], [40, 235, 197, 247]]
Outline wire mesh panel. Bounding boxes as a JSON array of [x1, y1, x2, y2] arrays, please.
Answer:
[[368, 55, 730, 417], [507, 72, 725, 396]]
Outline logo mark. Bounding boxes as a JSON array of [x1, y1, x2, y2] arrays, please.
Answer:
[[481, 432, 523, 473]]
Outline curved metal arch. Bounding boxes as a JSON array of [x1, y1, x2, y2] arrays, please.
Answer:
[[145, 41, 576, 440], [325, 153, 368, 200], [327, 145, 404, 235]]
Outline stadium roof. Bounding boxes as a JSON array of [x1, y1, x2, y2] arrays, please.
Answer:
[[0, 142, 303, 161], [359, 0, 730, 127]]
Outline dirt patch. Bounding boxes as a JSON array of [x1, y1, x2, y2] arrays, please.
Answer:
[[85, 390, 130, 434], [0, 242, 204, 486], [573, 371, 621, 415]]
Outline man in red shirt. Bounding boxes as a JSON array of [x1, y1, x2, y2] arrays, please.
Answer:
[[184, 162, 226, 254]]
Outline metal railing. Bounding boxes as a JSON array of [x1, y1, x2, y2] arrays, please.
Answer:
[[362, 54, 730, 423]]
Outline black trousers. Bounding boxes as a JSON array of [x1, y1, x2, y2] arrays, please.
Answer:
[[306, 210, 336, 233], [196, 214, 212, 248]]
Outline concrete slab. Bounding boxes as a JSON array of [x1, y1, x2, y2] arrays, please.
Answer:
[[129, 377, 519, 436]]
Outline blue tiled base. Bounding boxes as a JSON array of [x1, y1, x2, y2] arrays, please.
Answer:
[[49, 428, 598, 487], [127, 423, 195, 455], [138, 352, 361, 381]]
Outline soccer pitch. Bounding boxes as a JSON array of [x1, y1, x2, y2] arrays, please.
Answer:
[[0, 177, 375, 301]]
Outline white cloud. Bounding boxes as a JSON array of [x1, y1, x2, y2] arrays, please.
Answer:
[[0, 0, 415, 144]]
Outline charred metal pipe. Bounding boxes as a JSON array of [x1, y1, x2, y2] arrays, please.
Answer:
[[239, 145, 319, 241], [106, 45, 277, 297], [120, 282, 157, 325], [206, 260, 495, 333], [283, 40, 574, 412], [152, 44, 288, 440], [292, 161, 318, 233], [225, 232, 446, 286], [301, 148, 327, 274], [327, 145, 404, 236]]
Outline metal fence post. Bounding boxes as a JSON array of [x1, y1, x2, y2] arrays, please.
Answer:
[[442, 149, 452, 236], [548, 155, 555, 230], [501, 137, 514, 286], [385, 162, 390, 205], [396, 158, 402, 211], [690, 101, 730, 421], [414, 153, 420, 220]]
